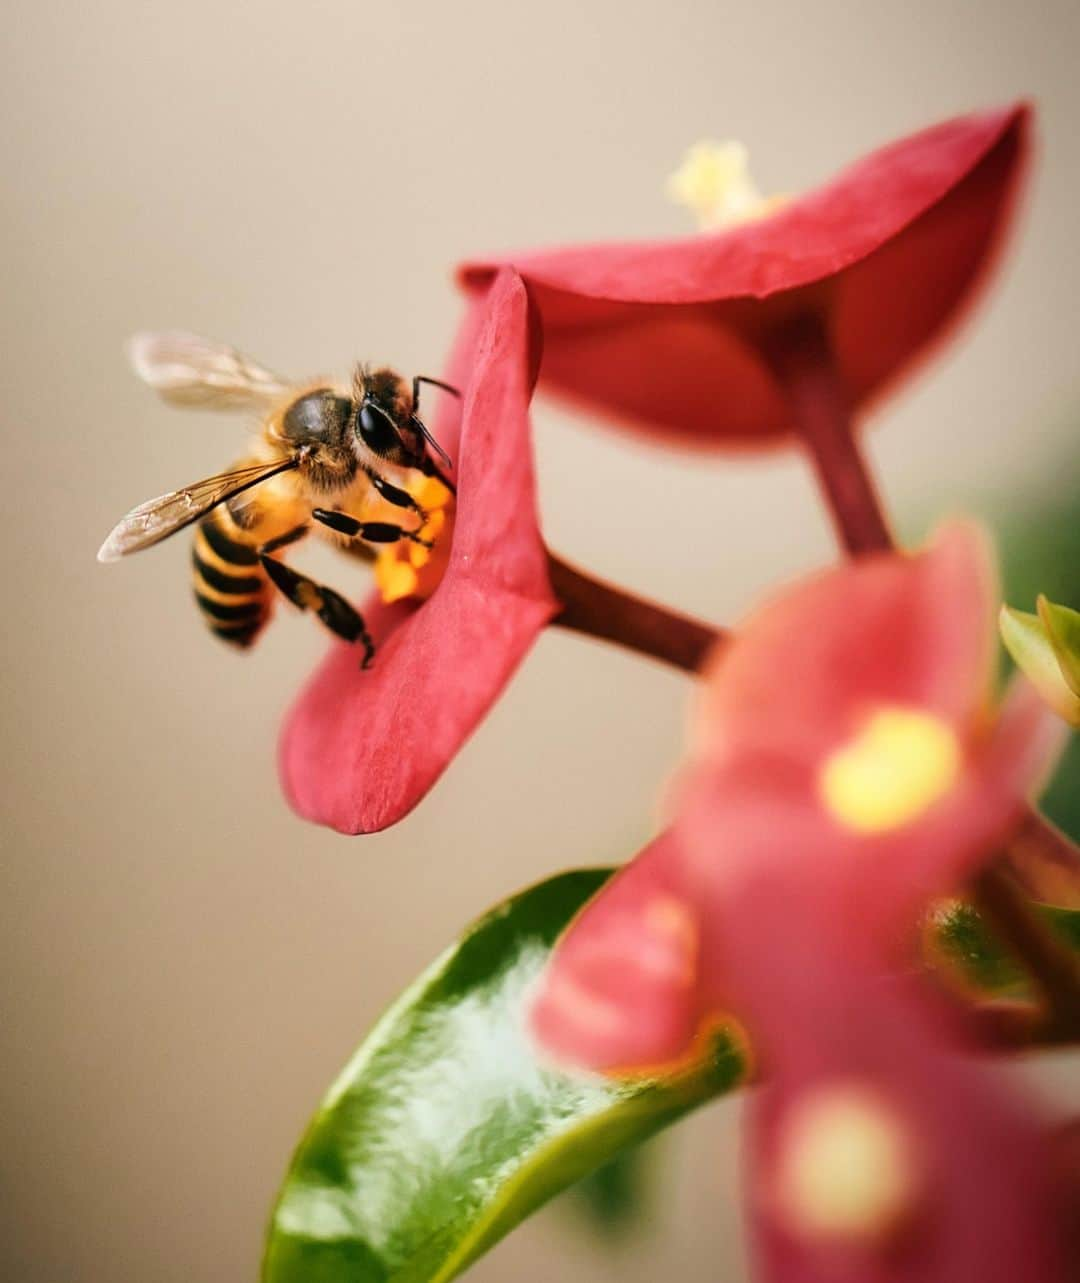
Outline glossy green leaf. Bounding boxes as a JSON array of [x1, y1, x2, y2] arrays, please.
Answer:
[[262, 869, 747, 1283]]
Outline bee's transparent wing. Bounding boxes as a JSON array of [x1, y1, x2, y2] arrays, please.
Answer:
[[127, 331, 292, 410], [97, 457, 297, 562]]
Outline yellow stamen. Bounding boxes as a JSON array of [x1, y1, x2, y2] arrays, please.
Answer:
[[820, 707, 961, 834], [412, 476, 452, 510], [774, 1083, 918, 1243], [666, 140, 786, 231], [373, 558, 419, 605], [372, 472, 454, 604], [409, 509, 446, 569]]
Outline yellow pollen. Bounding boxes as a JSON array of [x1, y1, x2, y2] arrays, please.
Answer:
[[373, 558, 419, 604], [372, 474, 454, 604], [774, 1083, 918, 1244], [819, 707, 960, 835], [409, 508, 446, 569], [666, 140, 787, 231], [412, 476, 452, 510]]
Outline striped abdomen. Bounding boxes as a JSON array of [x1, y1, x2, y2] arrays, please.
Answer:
[[191, 509, 273, 648]]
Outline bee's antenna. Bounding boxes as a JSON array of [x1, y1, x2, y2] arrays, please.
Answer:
[[414, 375, 460, 398], [410, 375, 458, 472], [410, 415, 454, 470]]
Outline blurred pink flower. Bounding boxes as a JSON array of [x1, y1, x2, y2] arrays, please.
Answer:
[[532, 523, 1063, 1067]]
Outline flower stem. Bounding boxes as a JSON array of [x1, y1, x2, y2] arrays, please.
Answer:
[[547, 552, 724, 674], [763, 315, 893, 556]]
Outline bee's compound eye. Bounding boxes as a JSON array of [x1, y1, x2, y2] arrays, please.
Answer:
[[358, 401, 399, 456]]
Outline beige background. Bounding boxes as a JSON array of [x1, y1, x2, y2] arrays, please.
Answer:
[[3, 2, 1078, 1280]]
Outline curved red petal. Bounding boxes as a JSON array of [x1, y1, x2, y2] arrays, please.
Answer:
[[461, 105, 1028, 448], [279, 270, 557, 834], [530, 832, 708, 1072]]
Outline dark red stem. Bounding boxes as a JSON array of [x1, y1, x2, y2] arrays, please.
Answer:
[[547, 552, 724, 674], [764, 315, 893, 556]]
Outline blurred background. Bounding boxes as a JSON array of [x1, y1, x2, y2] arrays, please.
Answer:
[[3, 1, 1078, 1280]]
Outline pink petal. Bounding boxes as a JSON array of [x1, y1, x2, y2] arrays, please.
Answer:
[[695, 521, 998, 768], [746, 969, 1070, 1283], [279, 270, 557, 833], [530, 832, 708, 1072]]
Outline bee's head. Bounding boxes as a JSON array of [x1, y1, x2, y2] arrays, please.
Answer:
[[352, 366, 455, 473], [354, 395, 425, 467]]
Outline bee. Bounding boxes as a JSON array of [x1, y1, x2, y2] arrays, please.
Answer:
[[97, 332, 457, 667]]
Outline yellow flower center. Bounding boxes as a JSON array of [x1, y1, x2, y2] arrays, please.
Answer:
[[372, 474, 454, 605], [819, 707, 961, 835], [774, 1083, 919, 1243], [666, 140, 787, 231]]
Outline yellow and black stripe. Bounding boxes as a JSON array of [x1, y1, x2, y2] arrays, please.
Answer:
[[191, 510, 271, 648]]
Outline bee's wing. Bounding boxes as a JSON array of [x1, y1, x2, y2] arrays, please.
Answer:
[[97, 457, 297, 562], [127, 331, 292, 410]]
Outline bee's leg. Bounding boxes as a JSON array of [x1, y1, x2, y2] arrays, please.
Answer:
[[310, 509, 434, 550], [259, 525, 309, 554], [258, 538, 375, 668], [419, 454, 457, 496], [358, 468, 429, 522]]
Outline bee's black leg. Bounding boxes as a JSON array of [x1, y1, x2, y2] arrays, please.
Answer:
[[259, 550, 375, 668], [311, 509, 434, 550], [260, 524, 309, 554], [419, 453, 457, 496], [359, 468, 428, 521]]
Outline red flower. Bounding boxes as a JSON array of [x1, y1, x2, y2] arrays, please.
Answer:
[[531, 523, 1062, 1070], [460, 105, 1028, 450], [279, 270, 557, 834]]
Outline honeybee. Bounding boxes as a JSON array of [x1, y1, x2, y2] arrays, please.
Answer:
[[98, 332, 457, 667]]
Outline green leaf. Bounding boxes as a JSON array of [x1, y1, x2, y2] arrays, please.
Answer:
[[927, 899, 1026, 996], [1038, 596, 1080, 698], [999, 605, 1080, 726], [565, 1141, 653, 1238], [262, 869, 747, 1283], [927, 897, 1080, 997], [993, 476, 1080, 840]]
